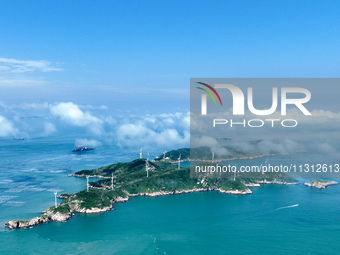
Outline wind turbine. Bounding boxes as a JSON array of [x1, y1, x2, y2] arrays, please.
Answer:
[[178, 153, 181, 169], [54, 192, 58, 208], [146, 153, 150, 177], [163, 150, 166, 161], [140, 147, 143, 159], [212, 152, 214, 163], [111, 172, 114, 190], [86, 176, 89, 192], [263, 157, 268, 174]]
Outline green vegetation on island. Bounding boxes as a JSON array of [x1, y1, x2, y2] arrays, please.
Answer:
[[6, 147, 299, 230]]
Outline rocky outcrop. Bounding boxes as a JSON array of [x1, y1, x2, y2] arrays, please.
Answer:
[[217, 188, 253, 195], [114, 196, 129, 202], [174, 188, 207, 194], [49, 212, 71, 222], [142, 191, 174, 197], [304, 180, 338, 189], [243, 183, 261, 187], [75, 204, 113, 214], [5, 208, 72, 230], [68, 174, 110, 179], [243, 179, 299, 187], [125, 188, 209, 198], [257, 179, 299, 185], [6, 216, 50, 230]]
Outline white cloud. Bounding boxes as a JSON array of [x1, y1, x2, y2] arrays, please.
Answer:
[[0, 57, 62, 73], [50, 102, 103, 127], [317, 143, 337, 154], [75, 138, 101, 147], [43, 122, 57, 136], [144, 116, 157, 123], [256, 139, 299, 154], [79, 104, 108, 110], [265, 108, 340, 124], [191, 135, 229, 156], [116, 113, 190, 149], [117, 123, 189, 148], [87, 124, 105, 136], [0, 115, 18, 137], [230, 138, 300, 155], [105, 115, 116, 125], [20, 102, 50, 109]]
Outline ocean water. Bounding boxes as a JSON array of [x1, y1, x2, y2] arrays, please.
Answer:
[[0, 137, 340, 254]]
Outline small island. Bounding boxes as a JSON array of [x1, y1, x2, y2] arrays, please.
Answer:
[[6, 147, 299, 230], [304, 180, 338, 189]]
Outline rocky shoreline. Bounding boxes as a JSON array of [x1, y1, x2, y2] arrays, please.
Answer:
[[6, 208, 72, 230], [304, 180, 338, 189], [5, 178, 306, 230], [125, 187, 253, 197], [6, 202, 115, 230], [257, 179, 299, 185], [3, 186, 262, 230], [68, 174, 110, 178], [218, 187, 253, 195]]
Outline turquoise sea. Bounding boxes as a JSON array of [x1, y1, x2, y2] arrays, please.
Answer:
[[0, 137, 340, 254]]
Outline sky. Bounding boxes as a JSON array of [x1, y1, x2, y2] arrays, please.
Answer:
[[1, 0, 340, 151]]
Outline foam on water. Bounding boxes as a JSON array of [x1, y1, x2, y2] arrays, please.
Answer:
[[0, 195, 17, 203], [2, 201, 26, 207], [274, 204, 299, 211]]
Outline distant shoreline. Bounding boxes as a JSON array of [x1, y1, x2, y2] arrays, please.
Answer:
[[162, 153, 277, 164]]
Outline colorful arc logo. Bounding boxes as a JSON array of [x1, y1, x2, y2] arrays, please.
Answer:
[[196, 82, 223, 106]]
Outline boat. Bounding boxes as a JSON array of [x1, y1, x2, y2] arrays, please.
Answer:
[[72, 146, 95, 152]]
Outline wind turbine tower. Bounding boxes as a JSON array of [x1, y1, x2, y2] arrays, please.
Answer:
[[111, 172, 114, 190], [146, 153, 150, 177], [54, 192, 58, 208], [140, 147, 143, 159], [86, 176, 89, 192], [263, 157, 268, 174], [178, 153, 181, 169], [163, 150, 166, 161]]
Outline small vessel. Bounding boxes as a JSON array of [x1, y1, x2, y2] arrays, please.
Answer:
[[72, 146, 95, 152]]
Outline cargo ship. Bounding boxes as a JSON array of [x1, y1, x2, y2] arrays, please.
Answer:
[[72, 146, 95, 152]]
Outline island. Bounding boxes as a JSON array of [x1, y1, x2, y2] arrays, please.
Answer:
[[6, 147, 299, 230], [304, 180, 338, 189]]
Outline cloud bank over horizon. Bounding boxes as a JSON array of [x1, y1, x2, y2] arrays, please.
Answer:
[[0, 101, 190, 151], [1, 99, 340, 157], [0, 115, 18, 137]]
